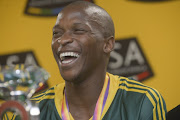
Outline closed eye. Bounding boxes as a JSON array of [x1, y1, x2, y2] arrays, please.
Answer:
[[53, 32, 58, 35], [74, 29, 87, 34], [53, 31, 63, 38]]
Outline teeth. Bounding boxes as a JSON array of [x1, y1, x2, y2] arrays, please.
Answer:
[[62, 59, 73, 64], [60, 52, 79, 61]]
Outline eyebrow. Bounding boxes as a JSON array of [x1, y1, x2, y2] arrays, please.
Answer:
[[53, 22, 87, 29], [73, 23, 84, 25], [72, 23, 90, 28]]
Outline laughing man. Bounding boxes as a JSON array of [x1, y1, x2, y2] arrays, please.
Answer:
[[33, 1, 167, 120]]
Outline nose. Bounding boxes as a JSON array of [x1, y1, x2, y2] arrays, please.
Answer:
[[58, 32, 73, 46]]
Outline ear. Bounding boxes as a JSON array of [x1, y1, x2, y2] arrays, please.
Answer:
[[103, 36, 115, 54]]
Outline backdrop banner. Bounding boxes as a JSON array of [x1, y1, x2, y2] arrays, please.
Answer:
[[107, 38, 154, 81], [24, 0, 94, 16]]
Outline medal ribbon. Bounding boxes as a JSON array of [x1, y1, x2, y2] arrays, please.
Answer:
[[61, 74, 110, 120], [61, 91, 70, 120], [92, 74, 110, 120]]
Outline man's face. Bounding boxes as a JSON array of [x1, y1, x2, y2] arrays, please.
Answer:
[[52, 7, 105, 83]]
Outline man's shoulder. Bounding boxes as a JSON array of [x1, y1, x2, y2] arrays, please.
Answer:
[[31, 87, 55, 103], [35, 83, 64, 120], [31, 83, 64, 103], [118, 75, 162, 104], [106, 73, 166, 119], [109, 73, 165, 108]]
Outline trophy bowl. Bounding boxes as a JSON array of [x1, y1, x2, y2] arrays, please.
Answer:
[[0, 64, 50, 120]]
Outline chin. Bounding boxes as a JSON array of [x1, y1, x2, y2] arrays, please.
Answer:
[[59, 68, 81, 83]]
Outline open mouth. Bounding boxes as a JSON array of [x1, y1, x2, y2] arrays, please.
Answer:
[[59, 52, 80, 64]]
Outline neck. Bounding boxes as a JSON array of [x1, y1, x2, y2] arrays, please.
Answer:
[[65, 70, 106, 105], [64, 70, 106, 118]]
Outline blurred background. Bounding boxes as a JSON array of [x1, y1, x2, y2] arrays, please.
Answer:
[[0, 0, 179, 112]]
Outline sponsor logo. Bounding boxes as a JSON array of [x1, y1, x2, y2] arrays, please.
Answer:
[[0, 51, 39, 66], [24, 0, 94, 16], [107, 37, 154, 81]]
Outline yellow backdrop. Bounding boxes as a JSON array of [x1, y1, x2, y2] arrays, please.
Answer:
[[0, 0, 179, 111]]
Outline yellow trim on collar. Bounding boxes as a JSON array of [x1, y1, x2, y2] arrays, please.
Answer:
[[100, 73, 120, 119], [54, 83, 65, 119]]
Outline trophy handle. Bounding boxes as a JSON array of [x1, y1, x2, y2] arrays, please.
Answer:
[[0, 100, 29, 120]]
